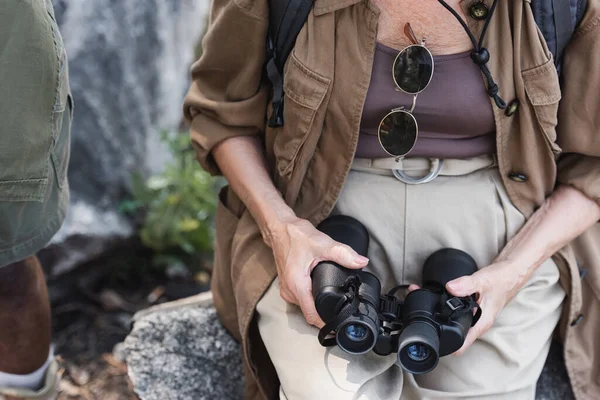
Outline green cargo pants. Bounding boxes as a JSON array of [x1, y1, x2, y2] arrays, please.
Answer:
[[0, 0, 72, 267]]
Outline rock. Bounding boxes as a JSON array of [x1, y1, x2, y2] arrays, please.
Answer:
[[112, 342, 128, 364], [536, 342, 575, 400], [40, 0, 210, 276], [125, 298, 244, 400], [125, 294, 573, 400]]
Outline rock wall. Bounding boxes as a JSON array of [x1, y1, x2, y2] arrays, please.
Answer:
[[41, 0, 210, 274]]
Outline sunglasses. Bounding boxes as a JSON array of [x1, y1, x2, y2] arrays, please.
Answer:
[[378, 24, 434, 158]]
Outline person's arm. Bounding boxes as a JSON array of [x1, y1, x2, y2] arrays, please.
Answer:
[[441, 3, 600, 354], [443, 185, 600, 354], [212, 136, 369, 327], [212, 136, 294, 243], [183, 0, 368, 328]]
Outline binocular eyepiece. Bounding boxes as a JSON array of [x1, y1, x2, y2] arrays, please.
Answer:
[[312, 215, 481, 375]]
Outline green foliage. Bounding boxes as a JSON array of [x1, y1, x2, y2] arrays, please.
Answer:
[[122, 132, 221, 267]]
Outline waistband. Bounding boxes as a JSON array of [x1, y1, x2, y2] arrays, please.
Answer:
[[351, 154, 497, 179]]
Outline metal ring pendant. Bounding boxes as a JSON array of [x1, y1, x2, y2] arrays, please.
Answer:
[[392, 159, 444, 185]]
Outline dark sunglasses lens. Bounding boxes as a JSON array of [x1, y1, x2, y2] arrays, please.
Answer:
[[378, 111, 418, 157], [393, 46, 434, 94]]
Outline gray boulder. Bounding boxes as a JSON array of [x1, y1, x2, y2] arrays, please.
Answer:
[[125, 294, 573, 400], [125, 294, 244, 400], [537, 344, 575, 400], [41, 0, 210, 275]]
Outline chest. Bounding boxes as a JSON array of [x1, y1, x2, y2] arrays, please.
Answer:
[[371, 0, 475, 54], [274, 0, 558, 218]]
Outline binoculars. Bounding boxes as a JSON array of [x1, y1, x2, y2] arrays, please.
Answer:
[[312, 215, 481, 374]]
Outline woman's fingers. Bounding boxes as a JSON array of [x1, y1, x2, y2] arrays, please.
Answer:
[[446, 274, 481, 297], [454, 300, 495, 356], [408, 284, 420, 292], [448, 263, 520, 356], [273, 222, 370, 328], [324, 242, 369, 270], [280, 260, 325, 328], [279, 283, 296, 305], [295, 278, 325, 328]]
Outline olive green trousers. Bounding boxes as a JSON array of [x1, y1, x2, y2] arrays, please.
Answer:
[[0, 0, 71, 266]]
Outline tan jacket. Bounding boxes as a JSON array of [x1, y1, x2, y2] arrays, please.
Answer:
[[184, 0, 600, 398]]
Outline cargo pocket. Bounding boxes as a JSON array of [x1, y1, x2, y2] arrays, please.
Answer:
[[212, 185, 245, 339], [0, 0, 70, 255], [522, 59, 562, 155], [0, 0, 64, 202], [51, 93, 73, 189], [273, 53, 330, 177], [49, 8, 72, 189]]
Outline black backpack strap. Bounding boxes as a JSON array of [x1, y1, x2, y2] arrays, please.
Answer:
[[575, 0, 588, 24], [553, 0, 574, 68], [266, 44, 285, 126], [267, 0, 314, 127], [532, 0, 588, 73]]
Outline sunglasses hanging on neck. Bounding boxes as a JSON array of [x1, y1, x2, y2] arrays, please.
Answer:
[[377, 2, 505, 159], [377, 23, 434, 158]]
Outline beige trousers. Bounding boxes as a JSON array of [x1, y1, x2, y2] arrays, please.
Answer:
[[256, 155, 565, 400]]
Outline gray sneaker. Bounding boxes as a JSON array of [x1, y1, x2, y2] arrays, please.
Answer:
[[0, 360, 59, 400]]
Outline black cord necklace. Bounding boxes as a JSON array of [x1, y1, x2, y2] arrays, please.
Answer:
[[437, 0, 506, 109]]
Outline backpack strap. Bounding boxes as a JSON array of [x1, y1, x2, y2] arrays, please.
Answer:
[[553, 0, 575, 68], [532, 0, 588, 73], [267, 0, 314, 127]]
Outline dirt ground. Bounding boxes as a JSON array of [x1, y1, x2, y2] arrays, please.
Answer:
[[53, 308, 137, 400], [48, 242, 210, 400]]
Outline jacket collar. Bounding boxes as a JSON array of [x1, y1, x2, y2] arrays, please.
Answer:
[[313, 0, 488, 18], [314, 0, 365, 16]]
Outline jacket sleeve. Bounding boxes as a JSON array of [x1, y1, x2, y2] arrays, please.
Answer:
[[556, 0, 600, 208], [183, 0, 270, 175]]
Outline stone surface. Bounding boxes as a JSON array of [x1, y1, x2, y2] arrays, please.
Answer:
[[40, 0, 210, 275], [536, 342, 575, 400], [125, 301, 573, 400], [125, 306, 244, 400]]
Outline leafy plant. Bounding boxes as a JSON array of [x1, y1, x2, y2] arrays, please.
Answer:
[[121, 131, 222, 269]]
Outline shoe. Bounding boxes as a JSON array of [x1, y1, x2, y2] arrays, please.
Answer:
[[0, 359, 59, 400]]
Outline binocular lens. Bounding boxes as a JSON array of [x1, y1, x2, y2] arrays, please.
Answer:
[[398, 321, 440, 374], [406, 343, 431, 362], [346, 324, 369, 342], [337, 320, 377, 354]]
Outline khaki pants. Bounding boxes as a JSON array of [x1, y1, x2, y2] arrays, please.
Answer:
[[256, 155, 565, 400]]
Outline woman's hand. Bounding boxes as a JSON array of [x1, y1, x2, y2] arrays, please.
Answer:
[[409, 184, 600, 356], [210, 137, 370, 329], [267, 216, 369, 329], [408, 259, 526, 356], [443, 259, 525, 355]]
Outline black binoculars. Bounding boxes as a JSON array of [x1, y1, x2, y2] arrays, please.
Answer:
[[311, 215, 481, 374]]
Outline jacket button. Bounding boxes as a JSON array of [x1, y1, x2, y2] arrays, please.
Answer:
[[470, 2, 489, 20], [570, 314, 584, 327], [505, 99, 519, 116], [508, 172, 528, 182]]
